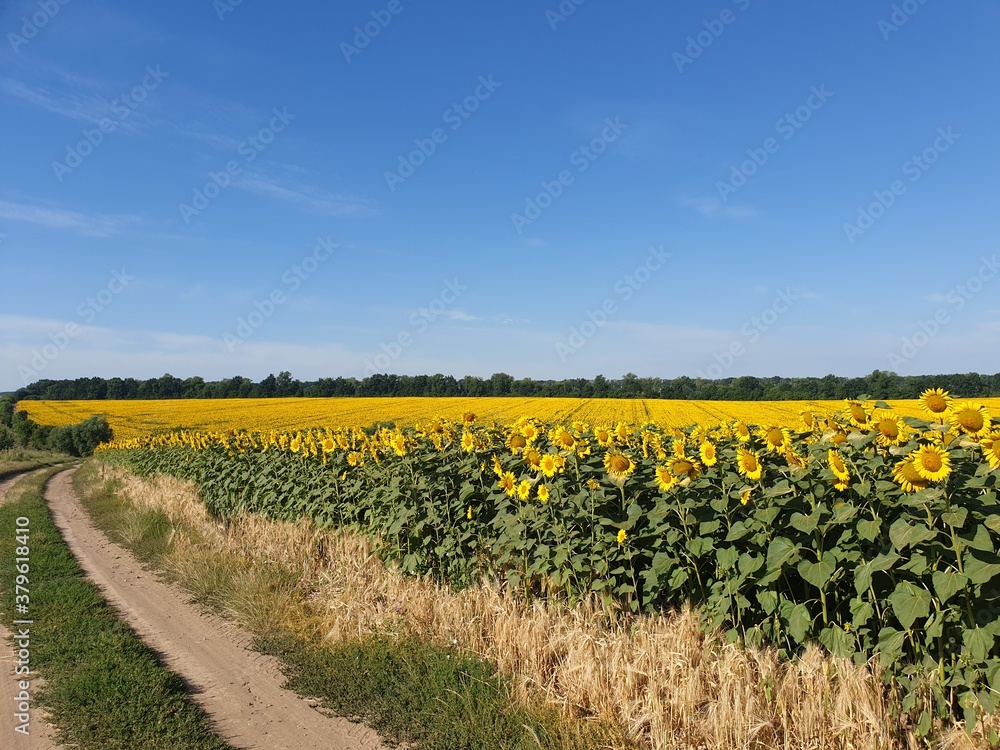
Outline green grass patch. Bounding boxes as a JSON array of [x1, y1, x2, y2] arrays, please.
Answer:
[[75, 462, 626, 750], [0, 449, 69, 480], [0, 467, 233, 750], [258, 632, 618, 750]]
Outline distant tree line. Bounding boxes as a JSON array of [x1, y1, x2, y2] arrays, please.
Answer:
[[0, 397, 113, 457], [9, 370, 1000, 402]]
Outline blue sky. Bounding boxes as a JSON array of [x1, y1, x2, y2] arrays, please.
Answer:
[[2, 0, 998, 391]]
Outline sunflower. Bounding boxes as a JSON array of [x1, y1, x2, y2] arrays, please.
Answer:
[[390, 432, 407, 457], [870, 410, 907, 447], [980, 433, 1000, 470], [347, 451, 364, 467], [537, 484, 551, 503], [322, 437, 336, 453], [739, 487, 753, 505], [491, 454, 504, 478], [920, 388, 952, 416], [551, 426, 577, 452], [594, 426, 614, 447], [517, 480, 532, 501], [506, 432, 528, 454], [828, 450, 850, 482], [667, 455, 701, 481], [461, 430, 476, 453], [893, 457, 928, 493], [736, 448, 763, 480], [654, 466, 677, 493], [604, 451, 636, 481], [672, 438, 687, 458], [911, 444, 951, 482], [845, 399, 870, 429], [699, 440, 718, 467], [463, 411, 476, 423], [586, 478, 601, 491], [800, 410, 815, 430], [497, 471, 516, 497], [759, 425, 791, 454], [950, 402, 991, 438], [538, 453, 563, 478], [617, 528, 627, 545], [733, 421, 752, 443], [784, 448, 807, 470], [521, 422, 540, 442], [523, 447, 542, 469], [290, 436, 301, 453]]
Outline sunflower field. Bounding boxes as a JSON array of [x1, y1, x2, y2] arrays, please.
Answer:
[[23, 396, 1000, 440], [96, 390, 1000, 735]]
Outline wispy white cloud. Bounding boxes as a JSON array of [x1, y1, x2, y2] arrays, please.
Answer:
[[234, 174, 376, 218], [0, 200, 140, 237], [677, 195, 755, 219]]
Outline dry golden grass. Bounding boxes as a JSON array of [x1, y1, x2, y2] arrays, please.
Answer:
[[101, 464, 1000, 750]]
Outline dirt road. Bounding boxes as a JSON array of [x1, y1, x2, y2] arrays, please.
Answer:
[[0, 471, 59, 750], [40, 467, 387, 750]]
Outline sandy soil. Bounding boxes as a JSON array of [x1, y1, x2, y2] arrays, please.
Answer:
[[40, 467, 387, 750], [0, 471, 60, 749]]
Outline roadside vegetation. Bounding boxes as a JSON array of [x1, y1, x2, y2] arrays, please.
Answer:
[[0, 468, 232, 750]]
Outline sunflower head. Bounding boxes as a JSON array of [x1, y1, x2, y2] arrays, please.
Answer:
[[827, 449, 850, 482], [517, 479, 532, 501], [463, 411, 477, 423], [911, 444, 951, 482], [322, 437, 336, 453], [759, 425, 790, 453], [733, 421, 752, 443], [461, 430, 476, 453], [506, 432, 528, 454], [537, 484, 550, 503], [736, 447, 763, 481], [893, 457, 928, 493], [871, 410, 907, 447], [845, 399, 870, 429], [616, 528, 627, 545], [604, 451, 636, 481], [498, 471, 516, 497], [654, 466, 677, 493], [699, 441, 718, 467], [950, 402, 991, 438], [920, 388, 952, 416], [667, 455, 701, 481], [980, 433, 1000, 470]]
